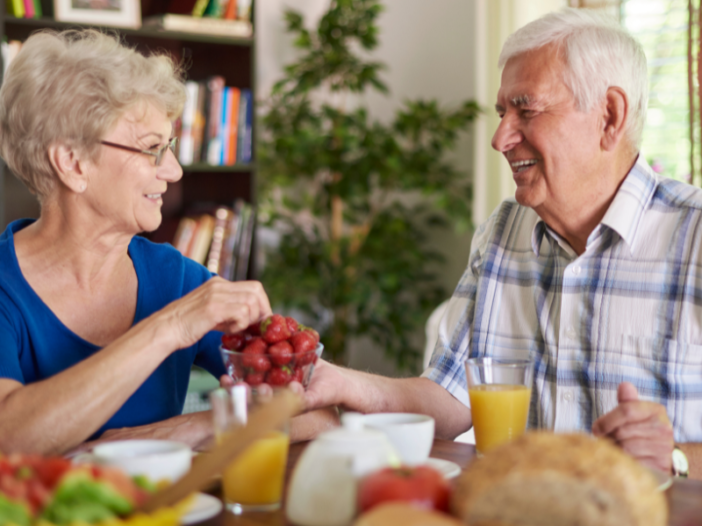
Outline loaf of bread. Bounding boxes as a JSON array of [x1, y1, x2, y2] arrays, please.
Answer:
[[450, 432, 667, 526]]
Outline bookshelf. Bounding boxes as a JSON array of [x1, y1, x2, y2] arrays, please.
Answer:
[[0, 8, 257, 275]]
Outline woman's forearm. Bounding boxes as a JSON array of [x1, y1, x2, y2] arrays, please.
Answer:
[[0, 314, 175, 455]]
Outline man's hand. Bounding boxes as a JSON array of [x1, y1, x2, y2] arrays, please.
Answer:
[[592, 382, 674, 473]]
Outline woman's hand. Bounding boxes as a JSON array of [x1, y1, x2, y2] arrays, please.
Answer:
[[156, 278, 272, 351]]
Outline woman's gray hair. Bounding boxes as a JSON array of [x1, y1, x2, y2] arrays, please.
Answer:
[[499, 8, 648, 149], [0, 29, 186, 200]]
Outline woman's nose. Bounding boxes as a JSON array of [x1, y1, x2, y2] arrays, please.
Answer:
[[157, 149, 183, 183]]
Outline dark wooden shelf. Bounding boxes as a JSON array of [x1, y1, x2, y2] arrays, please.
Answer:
[[3, 16, 253, 46], [182, 163, 254, 173]]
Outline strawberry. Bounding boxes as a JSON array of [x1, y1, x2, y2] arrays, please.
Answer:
[[241, 338, 270, 371], [250, 354, 272, 373], [244, 322, 261, 337], [221, 332, 248, 351], [266, 366, 293, 387], [245, 372, 265, 386], [242, 337, 267, 354], [269, 341, 293, 366], [285, 316, 300, 335], [291, 329, 320, 365], [248, 354, 272, 373], [260, 314, 291, 344]]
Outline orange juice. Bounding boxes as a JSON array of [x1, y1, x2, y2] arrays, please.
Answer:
[[469, 384, 531, 454], [220, 430, 289, 508]]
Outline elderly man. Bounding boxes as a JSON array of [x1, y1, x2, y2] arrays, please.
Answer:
[[303, 8, 701, 478]]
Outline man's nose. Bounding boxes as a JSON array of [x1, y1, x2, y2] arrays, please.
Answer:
[[491, 113, 523, 153]]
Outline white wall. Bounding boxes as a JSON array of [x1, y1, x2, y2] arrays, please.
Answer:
[[255, 0, 475, 374]]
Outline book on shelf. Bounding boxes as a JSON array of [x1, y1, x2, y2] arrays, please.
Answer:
[[206, 206, 233, 274], [22, 0, 34, 18], [189, 213, 216, 265], [178, 81, 199, 165], [141, 14, 252, 38], [191, 82, 208, 162], [236, 0, 251, 22], [226, 87, 240, 166], [222, 0, 236, 20], [6, 0, 25, 18], [236, 88, 252, 164], [190, 0, 209, 17], [233, 201, 254, 281], [205, 76, 225, 165], [172, 216, 199, 255]]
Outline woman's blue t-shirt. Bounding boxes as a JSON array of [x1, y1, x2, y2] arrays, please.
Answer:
[[0, 219, 227, 439]]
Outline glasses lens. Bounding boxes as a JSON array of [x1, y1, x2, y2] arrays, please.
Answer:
[[155, 138, 178, 166]]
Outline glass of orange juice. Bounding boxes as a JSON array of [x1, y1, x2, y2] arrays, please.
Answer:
[[210, 386, 290, 514], [465, 357, 533, 456]]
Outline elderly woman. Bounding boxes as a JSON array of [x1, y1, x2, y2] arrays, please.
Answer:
[[0, 29, 335, 455]]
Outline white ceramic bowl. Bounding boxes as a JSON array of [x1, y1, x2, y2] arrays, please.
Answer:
[[92, 439, 192, 483], [363, 413, 435, 466]]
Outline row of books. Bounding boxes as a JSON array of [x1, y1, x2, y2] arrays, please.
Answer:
[[6, 0, 44, 19], [173, 200, 254, 281], [178, 77, 252, 167], [142, 0, 252, 37]]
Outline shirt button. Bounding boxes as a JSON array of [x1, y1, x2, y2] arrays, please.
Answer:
[[572, 266, 582, 275], [566, 327, 576, 340], [562, 391, 573, 402]]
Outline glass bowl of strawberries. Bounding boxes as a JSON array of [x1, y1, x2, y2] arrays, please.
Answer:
[[220, 314, 323, 389]]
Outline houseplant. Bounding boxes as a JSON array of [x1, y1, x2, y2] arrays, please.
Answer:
[[258, 0, 479, 372]]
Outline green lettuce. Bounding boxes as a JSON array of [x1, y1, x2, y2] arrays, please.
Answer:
[[41, 472, 133, 525], [0, 494, 31, 526]]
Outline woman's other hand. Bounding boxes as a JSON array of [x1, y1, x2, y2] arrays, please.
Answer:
[[156, 278, 272, 350]]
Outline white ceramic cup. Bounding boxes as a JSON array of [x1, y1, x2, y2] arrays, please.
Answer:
[[362, 413, 435, 466], [92, 439, 192, 483]]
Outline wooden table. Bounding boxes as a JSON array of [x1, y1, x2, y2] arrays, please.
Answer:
[[199, 439, 702, 526]]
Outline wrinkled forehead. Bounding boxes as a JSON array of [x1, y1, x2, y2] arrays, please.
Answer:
[[496, 46, 573, 107], [112, 100, 173, 139]]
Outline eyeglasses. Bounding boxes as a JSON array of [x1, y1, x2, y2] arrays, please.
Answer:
[[100, 136, 178, 166]]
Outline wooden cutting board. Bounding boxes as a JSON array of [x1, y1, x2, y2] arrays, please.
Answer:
[[137, 389, 302, 513]]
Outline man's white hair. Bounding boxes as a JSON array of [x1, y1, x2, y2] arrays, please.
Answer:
[[499, 8, 648, 149]]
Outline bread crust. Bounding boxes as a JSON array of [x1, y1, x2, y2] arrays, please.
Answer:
[[450, 433, 667, 526], [353, 503, 463, 526]]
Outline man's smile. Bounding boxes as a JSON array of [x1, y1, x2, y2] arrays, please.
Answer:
[[510, 159, 538, 173]]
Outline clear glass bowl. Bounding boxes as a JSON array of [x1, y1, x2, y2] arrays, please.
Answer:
[[220, 343, 324, 389]]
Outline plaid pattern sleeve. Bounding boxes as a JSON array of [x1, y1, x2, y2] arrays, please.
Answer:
[[422, 158, 702, 443]]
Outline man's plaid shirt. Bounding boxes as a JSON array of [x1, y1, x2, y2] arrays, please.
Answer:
[[423, 158, 702, 442]]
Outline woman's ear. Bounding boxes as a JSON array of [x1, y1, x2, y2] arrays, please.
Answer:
[[601, 86, 629, 152], [48, 142, 88, 193]]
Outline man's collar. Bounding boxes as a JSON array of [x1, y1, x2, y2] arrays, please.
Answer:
[[530, 157, 659, 256]]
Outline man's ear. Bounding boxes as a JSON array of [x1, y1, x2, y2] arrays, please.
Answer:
[[48, 142, 88, 193], [601, 86, 629, 152]]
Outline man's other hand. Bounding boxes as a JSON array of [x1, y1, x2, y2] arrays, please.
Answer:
[[592, 382, 674, 473]]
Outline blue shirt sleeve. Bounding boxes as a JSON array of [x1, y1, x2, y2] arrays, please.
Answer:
[[0, 301, 24, 382]]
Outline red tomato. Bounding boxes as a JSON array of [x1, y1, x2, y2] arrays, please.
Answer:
[[357, 466, 451, 513], [33, 457, 71, 488]]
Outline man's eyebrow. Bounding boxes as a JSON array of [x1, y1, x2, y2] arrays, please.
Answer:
[[510, 94, 533, 107]]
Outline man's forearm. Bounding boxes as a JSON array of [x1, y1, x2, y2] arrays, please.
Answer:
[[677, 442, 702, 480], [306, 363, 472, 440]]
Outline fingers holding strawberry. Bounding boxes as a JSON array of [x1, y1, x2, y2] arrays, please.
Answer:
[[156, 278, 272, 351]]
